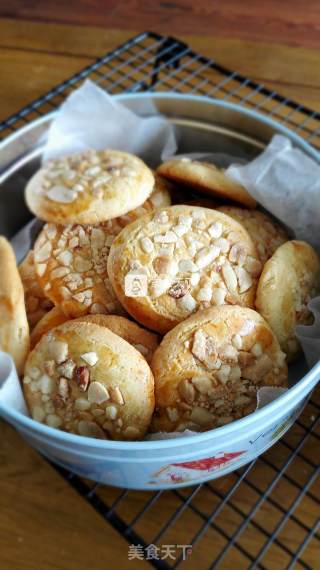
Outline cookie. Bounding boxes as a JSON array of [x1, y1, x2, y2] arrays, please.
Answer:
[[25, 150, 155, 225], [0, 237, 30, 375], [23, 320, 155, 440], [256, 240, 320, 361], [151, 306, 288, 433], [217, 206, 289, 264], [157, 158, 256, 208], [34, 222, 126, 318], [101, 172, 171, 239], [78, 315, 159, 363], [30, 306, 68, 349], [108, 205, 260, 333], [19, 250, 54, 328]]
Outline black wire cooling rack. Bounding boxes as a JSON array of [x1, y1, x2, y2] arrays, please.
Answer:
[[1, 32, 319, 569]]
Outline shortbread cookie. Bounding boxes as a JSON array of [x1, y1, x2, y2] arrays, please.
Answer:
[[19, 251, 54, 328], [31, 306, 68, 349], [218, 206, 289, 264], [256, 240, 320, 361], [0, 237, 29, 375], [108, 205, 260, 333], [157, 158, 256, 208], [34, 222, 126, 318], [25, 150, 155, 224], [78, 315, 159, 363], [151, 306, 288, 433], [23, 321, 155, 440]]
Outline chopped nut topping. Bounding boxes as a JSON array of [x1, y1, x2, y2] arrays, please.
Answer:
[[191, 329, 219, 370], [32, 406, 45, 422], [47, 185, 77, 203], [81, 352, 99, 366], [88, 381, 110, 404], [153, 256, 178, 277], [140, 236, 154, 254], [195, 246, 220, 269], [166, 407, 179, 422], [178, 379, 196, 403], [58, 377, 69, 401], [110, 386, 124, 405], [76, 366, 90, 391], [168, 279, 190, 299], [49, 341, 69, 364], [190, 406, 213, 426], [222, 265, 238, 291], [56, 359, 76, 380], [105, 405, 118, 420], [177, 292, 196, 312]]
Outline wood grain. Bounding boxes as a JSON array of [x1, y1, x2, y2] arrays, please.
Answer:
[[0, 420, 147, 570], [1, 0, 320, 49], [0, 18, 319, 122]]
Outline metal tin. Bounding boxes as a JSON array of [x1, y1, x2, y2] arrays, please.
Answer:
[[0, 93, 319, 490]]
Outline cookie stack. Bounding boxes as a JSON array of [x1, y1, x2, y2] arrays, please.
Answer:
[[1, 151, 319, 440]]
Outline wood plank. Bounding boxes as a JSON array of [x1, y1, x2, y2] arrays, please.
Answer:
[[0, 20, 319, 122], [2, 0, 320, 49], [0, 47, 91, 120], [0, 420, 147, 570]]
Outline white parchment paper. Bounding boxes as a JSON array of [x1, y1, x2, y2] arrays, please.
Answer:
[[0, 80, 319, 439], [42, 80, 177, 166]]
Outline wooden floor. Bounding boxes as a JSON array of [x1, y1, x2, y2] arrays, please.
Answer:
[[0, 3, 319, 569]]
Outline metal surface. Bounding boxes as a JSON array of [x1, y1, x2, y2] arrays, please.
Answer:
[[0, 31, 319, 568]]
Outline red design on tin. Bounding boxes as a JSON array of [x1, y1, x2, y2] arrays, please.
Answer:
[[172, 451, 245, 471]]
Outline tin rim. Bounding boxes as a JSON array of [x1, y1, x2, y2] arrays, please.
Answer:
[[0, 92, 319, 451]]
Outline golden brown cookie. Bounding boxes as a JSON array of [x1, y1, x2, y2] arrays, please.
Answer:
[[108, 205, 260, 333], [19, 250, 54, 328], [25, 150, 155, 224], [34, 222, 126, 318], [30, 306, 68, 349], [217, 206, 289, 264], [23, 320, 155, 440], [0, 237, 30, 375], [101, 173, 171, 239], [78, 315, 159, 363], [157, 158, 256, 208], [256, 240, 320, 361], [151, 306, 288, 433]]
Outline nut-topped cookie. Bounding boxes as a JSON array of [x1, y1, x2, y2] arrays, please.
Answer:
[[101, 173, 171, 240], [19, 250, 54, 328], [23, 320, 155, 440], [25, 150, 155, 224], [157, 158, 256, 208], [34, 222, 126, 318], [108, 205, 260, 333], [217, 206, 289, 264], [78, 315, 159, 363], [256, 240, 320, 361], [151, 306, 288, 433]]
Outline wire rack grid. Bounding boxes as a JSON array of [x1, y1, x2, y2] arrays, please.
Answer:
[[0, 31, 319, 570]]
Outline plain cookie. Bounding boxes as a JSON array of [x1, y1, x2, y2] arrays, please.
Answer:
[[151, 306, 288, 432], [0, 237, 30, 375], [256, 240, 320, 361], [108, 205, 260, 333], [25, 149, 155, 224], [23, 320, 155, 440], [157, 158, 256, 208]]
